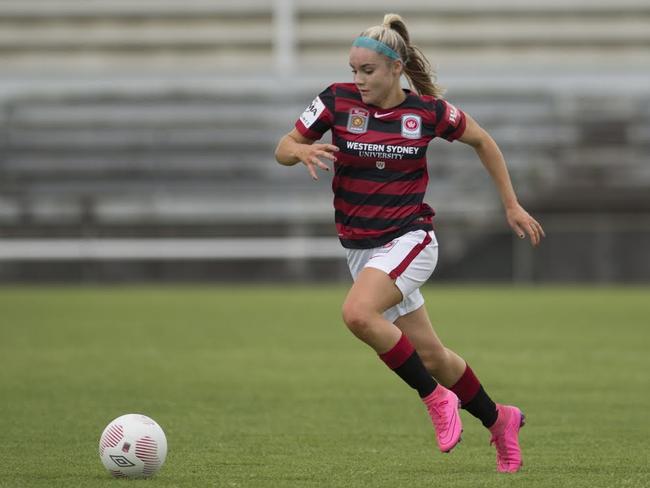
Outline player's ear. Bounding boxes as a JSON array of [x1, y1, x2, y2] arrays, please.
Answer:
[[392, 59, 403, 77]]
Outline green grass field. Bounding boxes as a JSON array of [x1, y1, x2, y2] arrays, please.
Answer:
[[0, 285, 648, 488]]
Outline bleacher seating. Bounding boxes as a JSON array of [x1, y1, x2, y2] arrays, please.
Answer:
[[0, 1, 649, 281], [0, 0, 649, 72]]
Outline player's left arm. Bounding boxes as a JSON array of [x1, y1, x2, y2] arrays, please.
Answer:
[[459, 113, 545, 247]]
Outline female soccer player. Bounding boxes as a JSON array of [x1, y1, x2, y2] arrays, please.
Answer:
[[275, 13, 544, 473]]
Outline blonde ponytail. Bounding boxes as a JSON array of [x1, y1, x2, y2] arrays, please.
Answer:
[[359, 13, 444, 98]]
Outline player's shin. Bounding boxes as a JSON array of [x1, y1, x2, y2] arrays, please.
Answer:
[[449, 363, 498, 428], [379, 332, 463, 453], [378, 332, 438, 397]]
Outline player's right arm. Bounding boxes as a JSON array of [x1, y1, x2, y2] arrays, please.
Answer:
[[274, 129, 339, 180], [275, 85, 339, 180]]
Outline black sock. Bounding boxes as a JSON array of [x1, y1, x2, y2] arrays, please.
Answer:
[[393, 351, 438, 398], [450, 364, 499, 428], [463, 386, 498, 428], [379, 333, 438, 398]]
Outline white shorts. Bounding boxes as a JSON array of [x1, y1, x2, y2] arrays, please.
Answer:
[[346, 229, 439, 323]]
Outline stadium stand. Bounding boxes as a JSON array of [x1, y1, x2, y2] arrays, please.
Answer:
[[0, 0, 649, 282], [1, 0, 649, 71]]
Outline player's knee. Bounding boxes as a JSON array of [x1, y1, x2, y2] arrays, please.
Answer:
[[341, 300, 375, 338]]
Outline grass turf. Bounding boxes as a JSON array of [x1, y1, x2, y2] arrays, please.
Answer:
[[0, 285, 648, 487]]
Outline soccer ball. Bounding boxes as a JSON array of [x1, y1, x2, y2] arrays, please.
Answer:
[[99, 413, 168, 478]]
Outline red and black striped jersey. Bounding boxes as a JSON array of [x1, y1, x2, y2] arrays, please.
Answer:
[[295, 82, 466, 249]]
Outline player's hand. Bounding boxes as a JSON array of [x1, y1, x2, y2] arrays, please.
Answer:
[[295, 143, 339, 180], [506, 204, 545, 247]]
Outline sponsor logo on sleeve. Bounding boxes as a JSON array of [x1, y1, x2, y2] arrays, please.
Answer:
[[299, 96, 326, 128], [447, 103, 459, 125], [401, 114, 422, 139], [347, 108, 369, 134]]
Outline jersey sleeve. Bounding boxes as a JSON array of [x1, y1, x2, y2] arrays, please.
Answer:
[[432, 99, 466, 142], [294, 85, 335, 140]]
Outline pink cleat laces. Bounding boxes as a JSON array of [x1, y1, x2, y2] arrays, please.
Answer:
[[423, 386, 463, 453], [489, 404, 525, 473]]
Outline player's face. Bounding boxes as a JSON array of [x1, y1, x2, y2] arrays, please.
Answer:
[[349, 47, 401, 107]]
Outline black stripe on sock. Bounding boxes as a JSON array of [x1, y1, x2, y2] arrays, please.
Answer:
[[463, 386, 498, 428], [393, 351, 438, 398]]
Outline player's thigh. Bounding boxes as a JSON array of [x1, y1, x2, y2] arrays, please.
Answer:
[[343, 267, 403, 315], [366, 230, 438, 300]]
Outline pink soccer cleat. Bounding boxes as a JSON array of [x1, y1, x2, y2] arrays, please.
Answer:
[[422, 386, 463, 453], [489, 404, 525, 473]]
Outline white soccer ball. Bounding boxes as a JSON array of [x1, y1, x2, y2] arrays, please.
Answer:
[[99, 413, 167, 478]]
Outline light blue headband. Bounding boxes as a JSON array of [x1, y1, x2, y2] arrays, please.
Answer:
[[352, 36, 401, 61]]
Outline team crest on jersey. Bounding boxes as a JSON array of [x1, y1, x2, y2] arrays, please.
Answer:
[[347, 108, 369, 134], [401, 114, 421, 139], [376, 161, 386, 170]]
